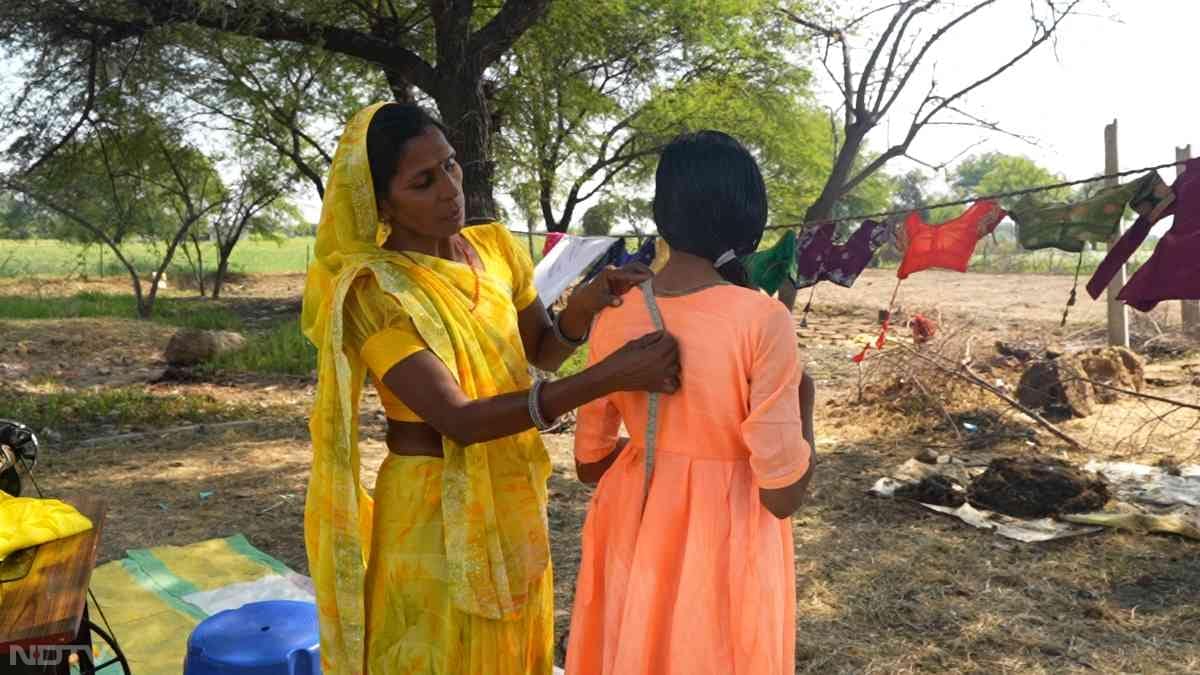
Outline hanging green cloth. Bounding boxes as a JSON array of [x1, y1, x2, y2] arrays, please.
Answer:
[[740, 230, 797, 295], [1010, 173, 1159, 252]]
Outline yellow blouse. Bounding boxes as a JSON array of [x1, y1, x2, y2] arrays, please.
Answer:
[[343, 223, 540, 422]]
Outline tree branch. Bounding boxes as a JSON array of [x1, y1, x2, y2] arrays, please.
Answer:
[[469, 0, 553, 76], [878, 0, 999, 118], [872, 0, 941, 114], [74, 0, 438, 92], [855, 2, 913, 116], [24, 41, 100, 175]]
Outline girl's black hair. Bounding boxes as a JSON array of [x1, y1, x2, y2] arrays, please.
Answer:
[[652, 130, 767, 288], [366, 103, 447, 202]]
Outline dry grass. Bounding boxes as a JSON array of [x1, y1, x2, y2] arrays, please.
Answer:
[[4, 270, 1200, 673]]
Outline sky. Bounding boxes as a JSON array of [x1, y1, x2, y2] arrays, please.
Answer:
[[849, 0, 1197, 188]]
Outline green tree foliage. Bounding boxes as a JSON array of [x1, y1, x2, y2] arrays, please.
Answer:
[[949, 152, 1068, 207], [495, 0, 842, 233], [0, 0, 551, 217], [580, 199, 621, 237], [4, 108, 224, 317]]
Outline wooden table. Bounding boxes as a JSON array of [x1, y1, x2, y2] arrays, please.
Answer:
[[0, 495, 108, 673]]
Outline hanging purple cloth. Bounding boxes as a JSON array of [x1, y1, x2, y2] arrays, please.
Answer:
[[1085, 168, 1182, 304], [793, 220, 892, 290], [1114, 160, 1200, 311]]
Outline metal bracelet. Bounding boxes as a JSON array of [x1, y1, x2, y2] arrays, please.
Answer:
[[528, 378, 557, 431], [551, 309, 589, 348]]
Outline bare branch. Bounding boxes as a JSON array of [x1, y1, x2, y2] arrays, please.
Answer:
[[915, 1, 1082, 129], [855, 2, 914, 115], [777, 7, 838, 36], [878, 0, 999, 118], [873, 0, 941, 114]]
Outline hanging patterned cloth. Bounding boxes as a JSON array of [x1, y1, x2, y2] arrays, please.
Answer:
[[790, 220, 893, 327], [793, 219, 892, 289], [1086, 171, 1179, 304], [1009, 174, 1158, 253], [1009, 173, 1161, 324]]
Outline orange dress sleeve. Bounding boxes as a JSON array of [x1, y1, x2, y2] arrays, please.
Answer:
[[741, 304, 811, 489], [573, 316, 621, 464]]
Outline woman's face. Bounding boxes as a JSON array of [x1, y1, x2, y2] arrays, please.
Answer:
[[377, 126, 465, 240]]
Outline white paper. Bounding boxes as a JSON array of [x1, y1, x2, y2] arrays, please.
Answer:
[[533, 236, 619, 306]]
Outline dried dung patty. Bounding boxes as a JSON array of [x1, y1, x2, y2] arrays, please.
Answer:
[[967, 456, 1109, 518]]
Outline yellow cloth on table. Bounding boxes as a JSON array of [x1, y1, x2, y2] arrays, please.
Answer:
[[300, 102, 553, 674], [0, 489, 92, 561]]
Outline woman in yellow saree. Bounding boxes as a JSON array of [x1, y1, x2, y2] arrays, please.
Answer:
[[301, 102, 681, 674]]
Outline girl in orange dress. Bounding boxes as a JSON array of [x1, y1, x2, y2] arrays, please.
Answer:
[[566, 131, 815, 675]]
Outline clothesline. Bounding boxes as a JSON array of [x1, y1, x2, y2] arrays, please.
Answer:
[[509, 158, 1187, 239], [763, 159, 1188, 232]]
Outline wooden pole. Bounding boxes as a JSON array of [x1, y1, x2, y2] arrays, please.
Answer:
[[1178, 145, 1199, 337], [1105, 120, 1130, 347]]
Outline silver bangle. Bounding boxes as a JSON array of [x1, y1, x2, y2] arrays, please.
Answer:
[[552, 310, 589, 347], [528, 379, 557, 431]]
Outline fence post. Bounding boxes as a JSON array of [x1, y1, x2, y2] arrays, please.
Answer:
[[1178, 145, 1199, 337], [1105, 120, 1130, 348]]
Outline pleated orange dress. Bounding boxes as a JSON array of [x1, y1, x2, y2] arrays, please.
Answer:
[[566, 284, 811, 675]]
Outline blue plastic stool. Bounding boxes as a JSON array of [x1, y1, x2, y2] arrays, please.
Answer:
[[184, 600, 321, 675]]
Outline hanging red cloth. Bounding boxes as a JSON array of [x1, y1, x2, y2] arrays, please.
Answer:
[[853, 201, 1004, 364], [896, 200, 1007, 279], [542, 231, 566, 256]]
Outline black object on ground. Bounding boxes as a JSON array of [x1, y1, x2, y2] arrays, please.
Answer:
[[895, 475, 967, 507], [967, 456, 1109, 518]]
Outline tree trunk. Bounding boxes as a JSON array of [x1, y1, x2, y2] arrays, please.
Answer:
[[435, 81, 497, 220], [804, 126, 869, 223], [538, 174, 563, 233], [212, 248, 233, 299]]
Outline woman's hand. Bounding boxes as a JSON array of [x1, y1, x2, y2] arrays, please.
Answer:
[[556, 263, 654, 343], [571, 263, 654, 315], [596, 330, 681, 394]]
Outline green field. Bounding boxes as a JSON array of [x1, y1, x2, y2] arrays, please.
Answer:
[[0, 232, 1152, 279], [0, 232, 566, 277], [0, 237, 321, 278]]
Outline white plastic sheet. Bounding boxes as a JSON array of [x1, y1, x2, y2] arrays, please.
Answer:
[[533, 235, 619, 306], [182, 572, 316, 616]]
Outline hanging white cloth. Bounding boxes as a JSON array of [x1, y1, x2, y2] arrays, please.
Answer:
[[533, 234, 619, 306]]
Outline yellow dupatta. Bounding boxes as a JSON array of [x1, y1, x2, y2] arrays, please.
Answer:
[[300, 103, 551, 673]]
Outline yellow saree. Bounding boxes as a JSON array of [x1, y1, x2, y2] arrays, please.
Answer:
[[301, 103, 553, 674]]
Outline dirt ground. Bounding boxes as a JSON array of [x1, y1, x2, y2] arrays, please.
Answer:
[[3, 270, 1200, 673]]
